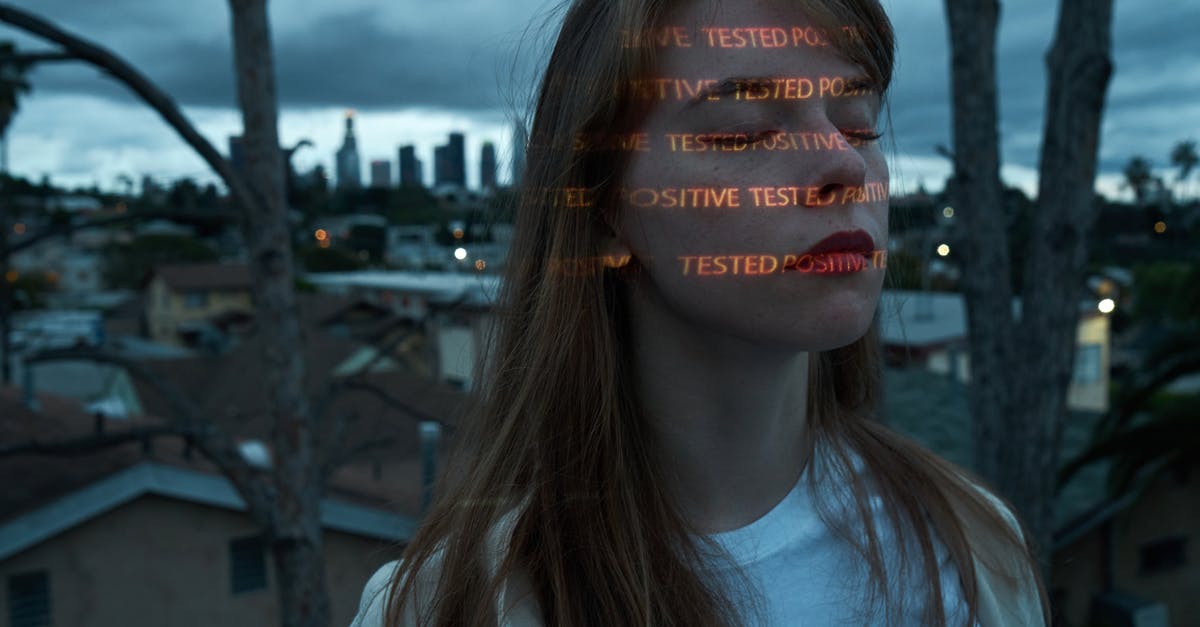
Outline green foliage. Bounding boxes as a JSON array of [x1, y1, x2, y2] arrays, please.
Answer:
[[102, 234, 219, 289], [8, 271, 53, 310], [296, 244, 366, 273], [883, 250, 924, 291], [344, 224, 386, 264], [1131, 262, 1200, 322]]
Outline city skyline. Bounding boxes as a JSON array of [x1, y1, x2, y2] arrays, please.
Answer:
[[0, 0, 1197, 199]]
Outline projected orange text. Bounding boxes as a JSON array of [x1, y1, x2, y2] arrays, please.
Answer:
[[678, 250, 887, 276]]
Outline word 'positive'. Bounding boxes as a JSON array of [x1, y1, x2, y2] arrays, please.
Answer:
[[678, 251, 887, 276], [667, 132, 861, 152]]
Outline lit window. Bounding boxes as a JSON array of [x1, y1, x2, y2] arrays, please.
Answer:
[[7, 571, 50, 627], [1140, 536, 1187, 576], [184, 292, 209, 309], [1072, 344, 1102, 385], [230, 535, 268, 594]]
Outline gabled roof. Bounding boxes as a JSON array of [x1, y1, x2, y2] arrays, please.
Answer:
[[148, 263, 254, 292], [0, 461, 416, 562]]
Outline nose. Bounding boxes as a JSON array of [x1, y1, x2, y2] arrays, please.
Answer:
[[798, 128, 868, 207]]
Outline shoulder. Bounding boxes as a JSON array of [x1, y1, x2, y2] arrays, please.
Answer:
[[349, 552, 451, 627], [349, 505, 542, 627], [957, 482, 1047, 627], [349, 560, 401, 627]]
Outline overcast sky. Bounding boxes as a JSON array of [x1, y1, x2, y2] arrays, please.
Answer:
[[2, 0, 1198, 199]]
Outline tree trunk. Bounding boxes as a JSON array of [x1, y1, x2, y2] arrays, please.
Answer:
[[1, 201, 11, 384], [942, 0, 1018, 493], [1017, 0, 1113, 570], [227, 1, 330, 626], [944, 0, 1113, 584]]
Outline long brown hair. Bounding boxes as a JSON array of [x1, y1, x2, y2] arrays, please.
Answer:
[[384, 0, 1050, 625]]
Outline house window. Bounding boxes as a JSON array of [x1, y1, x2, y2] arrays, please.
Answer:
[[230, 535, 268, 594], [1072, 344, 1102, 385], [7, 571, 50, 627], [1139, 536, 1187, 576], [184, 291, 209, 309]]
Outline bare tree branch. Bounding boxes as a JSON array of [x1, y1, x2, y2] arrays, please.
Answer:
[[0, 51, 73, 64], [0, 424, 194, 457], [322, 434, 399, 479], [0, 4, 260, 219], [22, 348, 277, 527]]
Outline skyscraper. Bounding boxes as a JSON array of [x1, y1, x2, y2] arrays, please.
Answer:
[[398, 145, 423, 187], [434, 132, 466, 188], [512, 121, 528, 188], [480, 142, 497, 190], [370, 160, 392, 188], [335, 110, 362, 190]]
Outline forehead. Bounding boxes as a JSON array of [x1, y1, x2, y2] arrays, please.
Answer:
[[649, 0, 862, 78]]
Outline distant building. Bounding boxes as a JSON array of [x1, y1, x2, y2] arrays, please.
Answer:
[[303, 271, 501, 390], [433, 133, 465, 188], [512, 121, 528, 188], [335, 111, 362, 190], [878, 290, 1110, 413], [144, 263, 255, 347], [0, 368, 461, 627], [369, 160, 392, 188], [480, 142, 496, 191], [398, 145, 422, 187]]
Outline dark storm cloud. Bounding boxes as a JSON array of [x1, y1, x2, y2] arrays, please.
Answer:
[[270, 9, 524, 111], [1, 0, 543, 111], [2, 0, 1196, 189]]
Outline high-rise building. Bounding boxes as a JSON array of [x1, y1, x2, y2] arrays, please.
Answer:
[[370, 160, 392, 188], [398, 145, 423, 187], [434, 132, 466, 188], [335, 111, 362, 190], [480, 142, 497, 190], [512, 121, 528, 188]]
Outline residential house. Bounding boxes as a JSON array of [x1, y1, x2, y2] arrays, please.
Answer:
[[879, 290, 1111, 413], [304, 272, 500, 390], [885, 367, 1194, 626], [144, 264, 254, 346], [0, 308, 467, 627]]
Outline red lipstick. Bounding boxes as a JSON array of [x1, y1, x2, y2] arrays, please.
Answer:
[[803, 229, 875, 256]]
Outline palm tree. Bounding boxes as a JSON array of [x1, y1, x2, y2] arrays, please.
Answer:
[[0, 40, 32, 147], [1169, 140, 1198, 201], [1122, 156, 1155, 206]]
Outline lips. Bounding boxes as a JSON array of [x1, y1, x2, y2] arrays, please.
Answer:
[[803, 229, 875, 256]]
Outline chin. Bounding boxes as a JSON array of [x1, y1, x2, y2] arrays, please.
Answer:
[[732, 294, 880, 352]]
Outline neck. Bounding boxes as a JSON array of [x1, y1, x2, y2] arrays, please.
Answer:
[[624, 282, 812, 535]]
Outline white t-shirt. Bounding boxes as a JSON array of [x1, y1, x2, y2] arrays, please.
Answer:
[[696, 447, 977, 626], [351, 447, 981, 626]]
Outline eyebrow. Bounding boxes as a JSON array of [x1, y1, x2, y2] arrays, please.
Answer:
[[684, 75, 880, 109]]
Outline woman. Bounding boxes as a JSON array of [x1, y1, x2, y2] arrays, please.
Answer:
[[353, 0, 1049, 624]]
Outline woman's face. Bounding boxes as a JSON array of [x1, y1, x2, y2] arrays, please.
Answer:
[[614, 0, 889, 352]]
